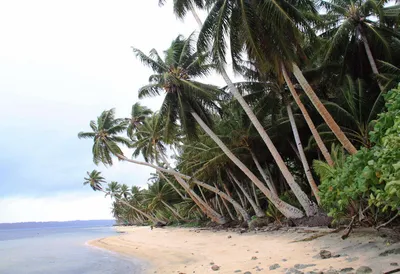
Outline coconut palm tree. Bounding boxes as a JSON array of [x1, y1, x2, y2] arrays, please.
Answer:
[[78, 109, 131, 166], [320, 0, 398, 91], [133, 34, 306, 218], [83, 170, 158, 223], [197, 0, 358, 156], [126, 102, 153, 140], [132, 112, 251, 221]]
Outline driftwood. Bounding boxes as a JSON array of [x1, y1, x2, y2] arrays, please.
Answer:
[[377, 213, 399, 230], [342, 205, 371, 240], [383, 268, 400, 274]]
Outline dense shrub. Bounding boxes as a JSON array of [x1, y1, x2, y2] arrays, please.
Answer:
[[315, 86, 400, 221]]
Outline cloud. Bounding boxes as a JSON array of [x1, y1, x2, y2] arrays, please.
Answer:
[[0, 192, 113, 223]]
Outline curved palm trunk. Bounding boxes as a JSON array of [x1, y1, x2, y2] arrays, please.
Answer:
[[161, 200, 184, 219], [191, 111, 309, 218], [106, 192, 158, 223], [282, 66, 334, 166], [158, 155, 226, 224], [227, 170, 265, 218], [157, 171, 186, 200], [291, 63, 358, 155], [188, 6, 312, 217], [360, 30, 384, 91], [249, 150, 278, 196], [286, 104, 321, 204]]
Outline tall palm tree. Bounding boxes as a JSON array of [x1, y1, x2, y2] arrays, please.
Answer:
[[78, 109, 131, 165], [133, 34, 306, 218], [197, 0, 358, 156], [320, 0, 397, 91]]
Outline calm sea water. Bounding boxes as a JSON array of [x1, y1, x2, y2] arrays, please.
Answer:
[[0, 221, 143, 274]]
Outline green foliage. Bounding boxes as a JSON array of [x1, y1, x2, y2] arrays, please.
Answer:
[[316, 87, 400, 220]]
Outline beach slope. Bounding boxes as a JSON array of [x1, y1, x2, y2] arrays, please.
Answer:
[[89, 226, 400, 273]]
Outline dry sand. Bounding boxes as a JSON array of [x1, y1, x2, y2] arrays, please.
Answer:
[[89, 226, 400, 273]]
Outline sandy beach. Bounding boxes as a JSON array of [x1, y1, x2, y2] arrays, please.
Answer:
[[89, 226, 400, 273]]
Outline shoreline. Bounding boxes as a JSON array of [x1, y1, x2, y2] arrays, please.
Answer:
[[88, 226, 400, 273]]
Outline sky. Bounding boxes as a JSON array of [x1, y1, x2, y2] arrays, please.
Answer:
[[0, 0, 227, 223]]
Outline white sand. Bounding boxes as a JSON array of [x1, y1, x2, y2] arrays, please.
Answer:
[[89, 226, 400, 273]]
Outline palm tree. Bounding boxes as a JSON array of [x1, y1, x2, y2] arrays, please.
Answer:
[[126, 102, 153, 140], [78, 109, 131, 165], [83, 170, 106, 191], [83, 170, 158, 223], [320, 0, 397, 91], [133, 34, 306, 218], [197, 0, 358, 156], [132, 112, 251, 222]]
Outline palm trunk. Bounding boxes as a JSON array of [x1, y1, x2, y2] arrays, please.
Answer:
[[188, 6, 312, 217], [157, 171, 186, 200], [198, 186, 211, 207], [252, 183, 260, 207], [291, 63, 357, 155], [220, 194, 236, 220], [360, 29, 384, 91], [286, 104, 321, 204], [158, 154, 226, 224], [191, 111, 308, 218], [249, 149, 278, 196], [282, 66, 334, 166], [228, 170, 265, 218], [161, 200, 184, 219], [106, 192, 158, 223]]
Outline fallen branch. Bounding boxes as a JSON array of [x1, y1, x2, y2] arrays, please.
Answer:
[[294, 227, 344, 242], [342, 205, 371, 240], [377, 213, 399, 230]]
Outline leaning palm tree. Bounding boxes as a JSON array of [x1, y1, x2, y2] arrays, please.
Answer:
[[132, 112, 251, 221], [320, 0, 397, 91], [133, 34, 306, 218], [197, 0, 358, 156], [78, 109, 131, 166], [83, 170, 158, 223]]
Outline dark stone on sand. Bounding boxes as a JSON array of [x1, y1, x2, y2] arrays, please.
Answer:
[[285, 268, 304, 274], [340, 267, 355, 272], [251, 256, 258, 260], [211, 265, 220, 271], [391, 262, 399, 266], [269, 264, 281, 270], [325, 270, 339, 274], [228, 235, 232, 238], [355, 266, 372, 273], [154, 221, 167, 228], [244, 272, 252, 274], [234, 270, 242, 273], [332, 254, 341, 258], [379, 248, 400, 256], [320, 250, 332, 259], [282, 258, 288, 262], [290, 211, 333, 227], [294, 264, 316, 270]]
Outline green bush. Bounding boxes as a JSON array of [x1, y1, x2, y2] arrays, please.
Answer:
[[316, 86, 400, 221]]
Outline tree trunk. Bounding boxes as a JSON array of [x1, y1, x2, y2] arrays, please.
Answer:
[[360, 29, 384, 91], [291, 63, 357, 155], [252, 183, 260, 207], [188, 6, 312, 217], [161, 200, 184, 220], [158, 154, 226, 224], [106, 192, 158, 223], [249, 149, 278, 196], [286, 104, 321, 204], [228, 170, 265, 218], [282, 66, 334, 166], [157, 171, 186, 200], [191, 111, 308, 218]]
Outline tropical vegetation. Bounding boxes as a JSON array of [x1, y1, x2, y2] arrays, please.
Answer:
[[78, 0, 400, 229]]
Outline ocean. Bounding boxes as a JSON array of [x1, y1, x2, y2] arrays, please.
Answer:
[[0, 220, 143, 274]]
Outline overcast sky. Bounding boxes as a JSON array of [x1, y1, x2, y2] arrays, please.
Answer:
[[0, 0, 228, 223]]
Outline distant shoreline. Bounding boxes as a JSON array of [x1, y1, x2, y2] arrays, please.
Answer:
[[87, 226, 400, 273]]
